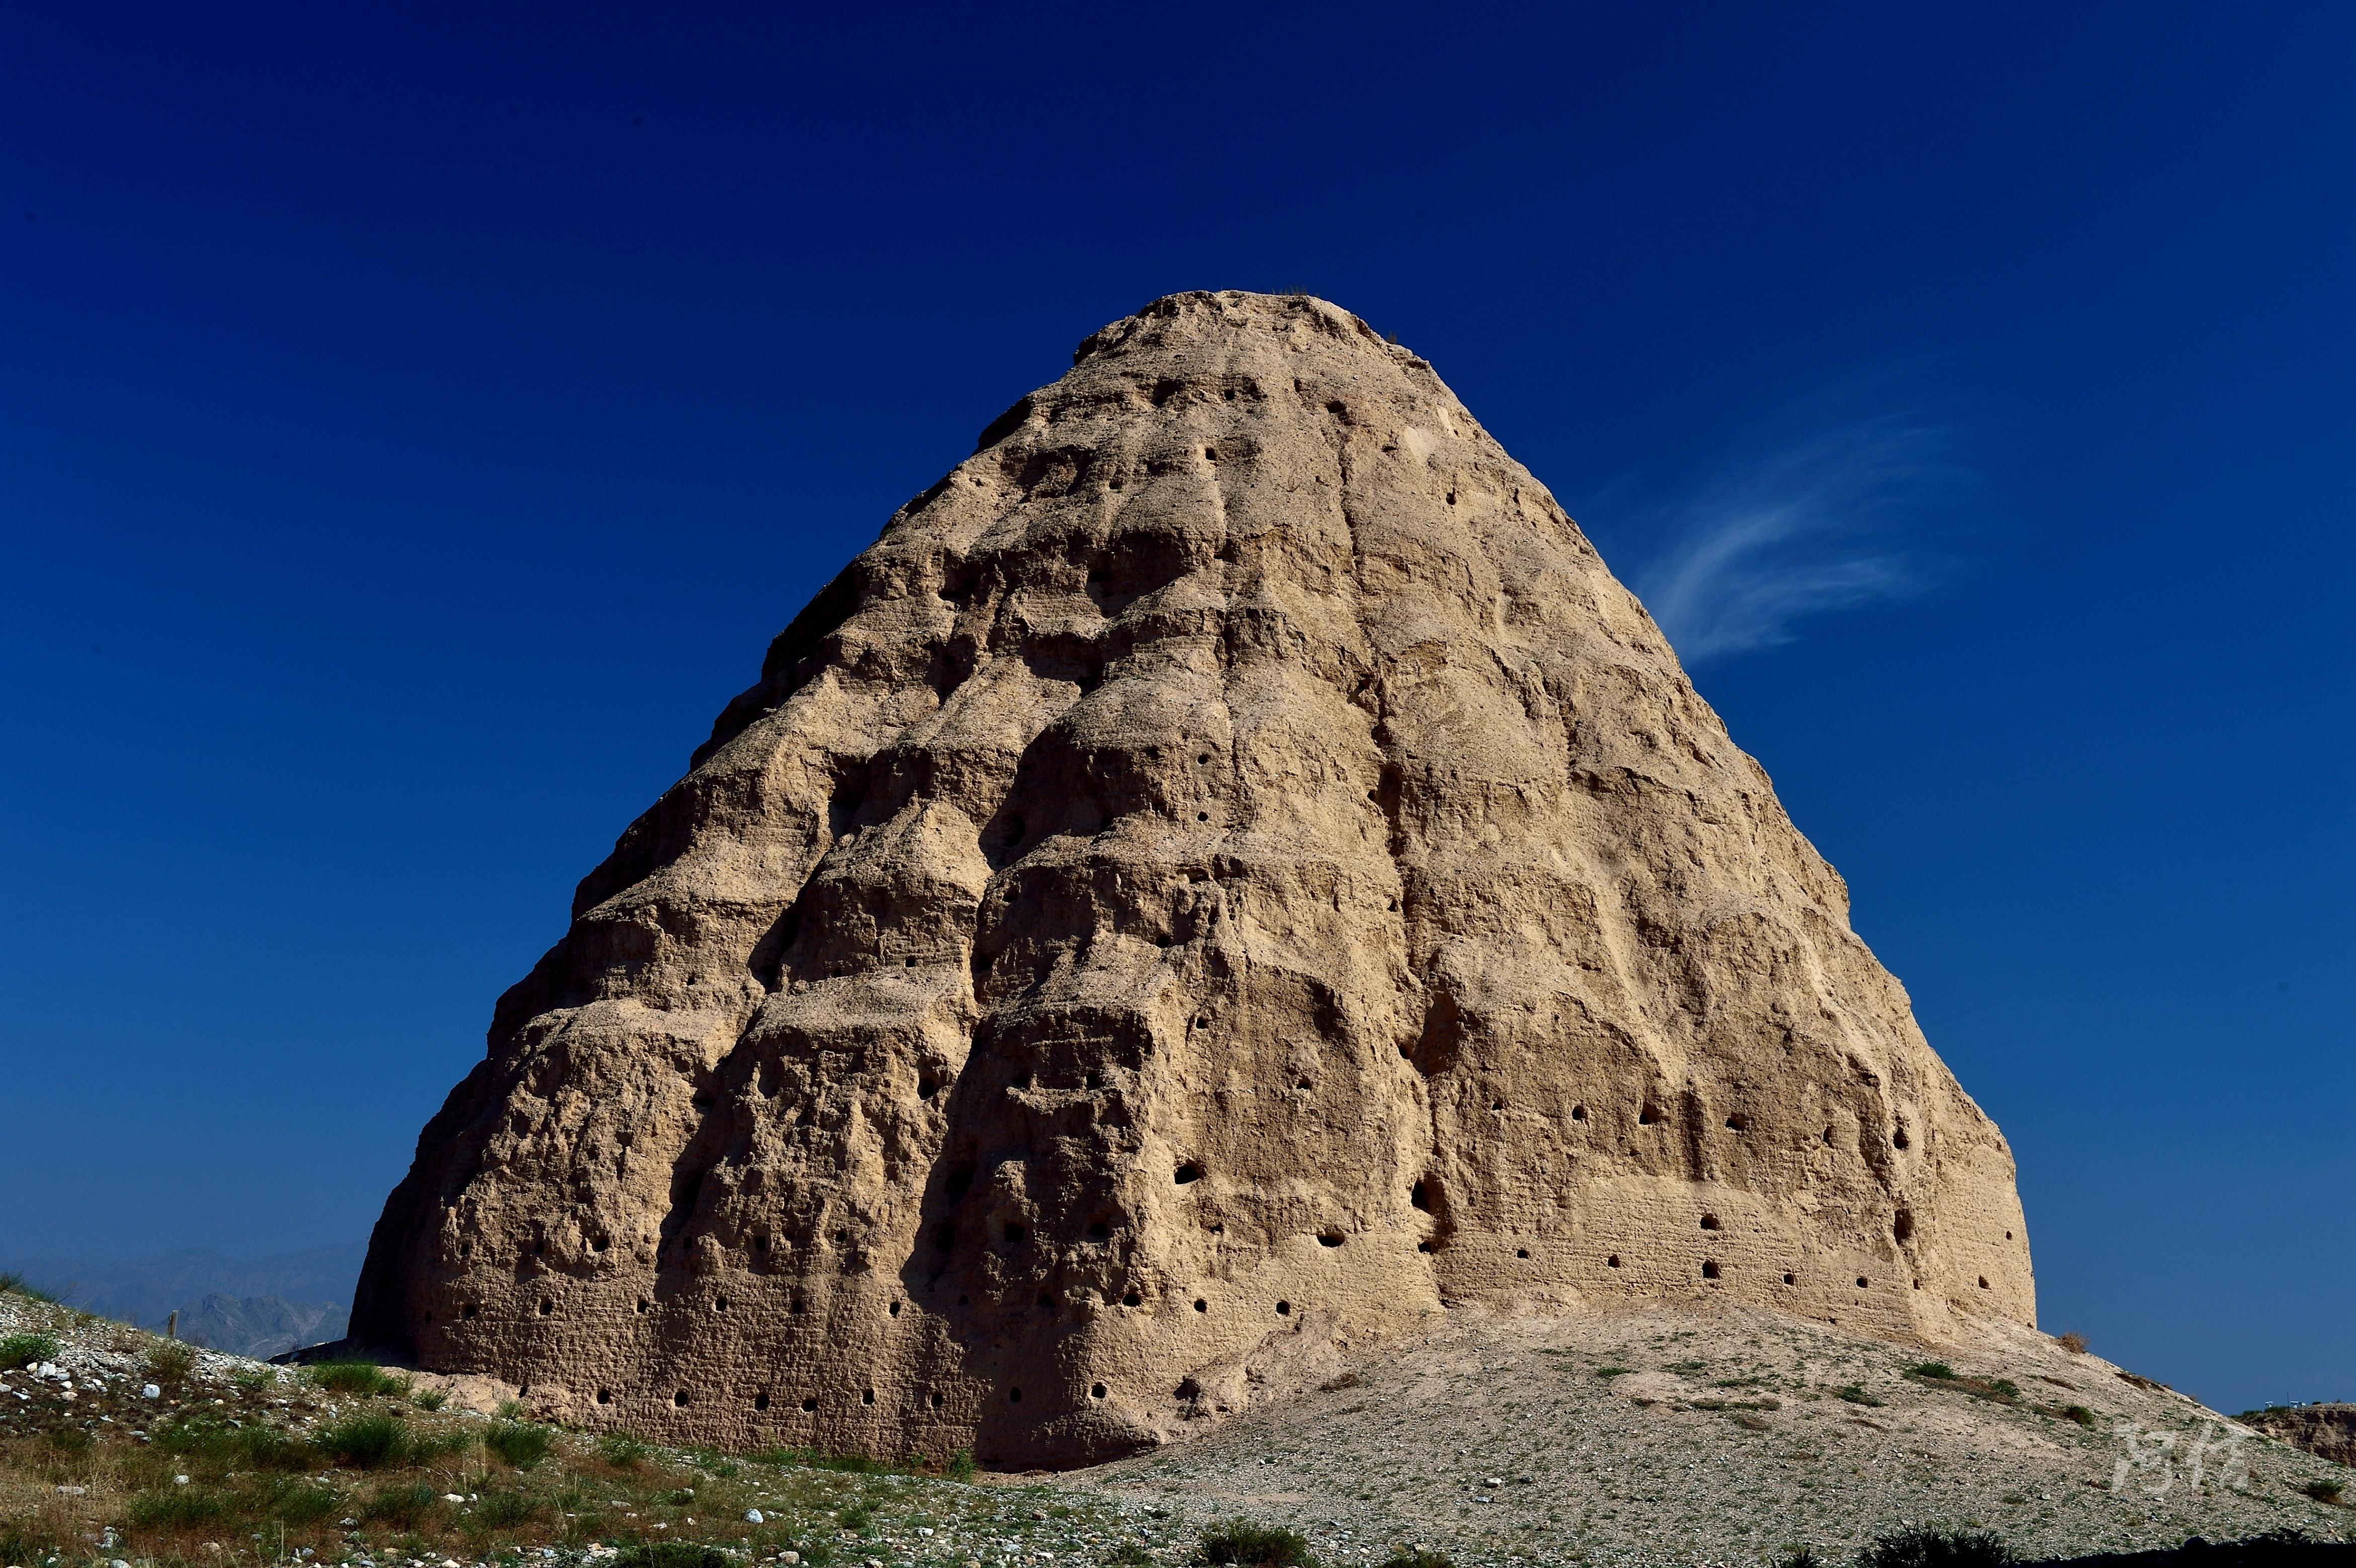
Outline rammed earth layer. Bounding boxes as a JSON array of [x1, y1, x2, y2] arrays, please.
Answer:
[[354, 291, 2033, 1466]]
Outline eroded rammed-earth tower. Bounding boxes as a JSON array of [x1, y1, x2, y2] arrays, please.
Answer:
[[352, 291, 2033, 1466]]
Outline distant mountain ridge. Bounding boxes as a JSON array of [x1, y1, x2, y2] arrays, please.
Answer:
[[173, 1293, 349, 1359], [0, 1244, 362, 1356]]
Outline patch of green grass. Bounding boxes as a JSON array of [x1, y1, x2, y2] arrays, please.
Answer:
[[128, 1485, 237, 1529], [1194, 1518, 1318, 1565], [314, 1413, 413, 1469], [1593, 1366, 1633, 1379], [466, 1489, 544, 1532], [751, 1444, 900, 1475], [140, 1410, 307, 1470], [484, 1421, 553, 1469], [0, 1522, 58, 1568], [614, 1546, 731, 1568], [597, 1431, 653, 1468], [1856, 1526, 2012, 1568], [1779, 1547, 1828, 1568], [264, 1478, 342, 1524], [411, 1427, 474, 1463], [412, 1386, 448, 1412], [309, 1359, 408, 1397], [2301, 1479, 2344, 1506], [837, 1501, 874, 1532], [364, 1481, 445, 1529], [2060, 1405, 2097, 1429], [0, 1331, 58, 1368], [1836, 1383, 1884, 1407], [1907, 1362, 1957, 1381], [947, 1445, 976, 1481]]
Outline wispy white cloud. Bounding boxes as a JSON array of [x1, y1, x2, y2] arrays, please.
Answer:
[[1626, 414, 1964, 664]]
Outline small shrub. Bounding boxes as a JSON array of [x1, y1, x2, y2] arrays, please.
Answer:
[[2061, 1405, 2097, 1429], [310, 1360, 406, 1397], [231, 1367, 273, 1392], [145, 1339, 198, 1386], [1907, 1363, 1957, 1381], [1593, 1366, 1633, 1378], [129, 1485, 235, 1529], [485, 1421, 552, 1469], [0, 1331, 58, 1368], [45, 1424, 92, 1455], [412, 1386, 448, 1411], [364, 1481, 444, 1528], [495, 1397, 528, 1419], [1987, 1379, 2021, 1400], [1782, 1548, 1829, 1568], [1856, 1526, 2012, 1568], [614, 1546, 731, 1568], [597, 1431, 651, 1468], [2057, 1332, 2087, 1355], [947, 1445, 976, 1481], [1378, 1553, 1455, 1568], [838, 1501, 875, 1532], [2301, 1479, 2344, 1505], [315, 1413, 412, 1468], [1195, 1518, 1318, 1565], [1836, 1384, 1884, 1407]]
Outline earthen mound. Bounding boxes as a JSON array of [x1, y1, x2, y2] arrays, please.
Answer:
[[351, 290, 2033, 1467]]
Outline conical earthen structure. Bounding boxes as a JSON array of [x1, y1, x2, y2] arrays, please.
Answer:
[[352, 291, 2033, 1466]]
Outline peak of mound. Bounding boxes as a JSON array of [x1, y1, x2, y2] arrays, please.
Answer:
[[352, 289, 2032, 1467]]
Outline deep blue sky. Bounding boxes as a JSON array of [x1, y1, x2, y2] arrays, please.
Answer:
[[3, 4, 2347, 1415]]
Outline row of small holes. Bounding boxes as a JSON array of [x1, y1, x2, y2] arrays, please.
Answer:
[[1595, 1254, 1870, 1290]]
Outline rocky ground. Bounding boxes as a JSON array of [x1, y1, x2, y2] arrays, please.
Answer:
[[1064, 1302, 2352, 1564], [4, 1285, 2346, 1568]]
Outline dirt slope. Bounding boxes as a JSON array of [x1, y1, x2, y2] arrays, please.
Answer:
[[1060, 1304, 2353, 1565]]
